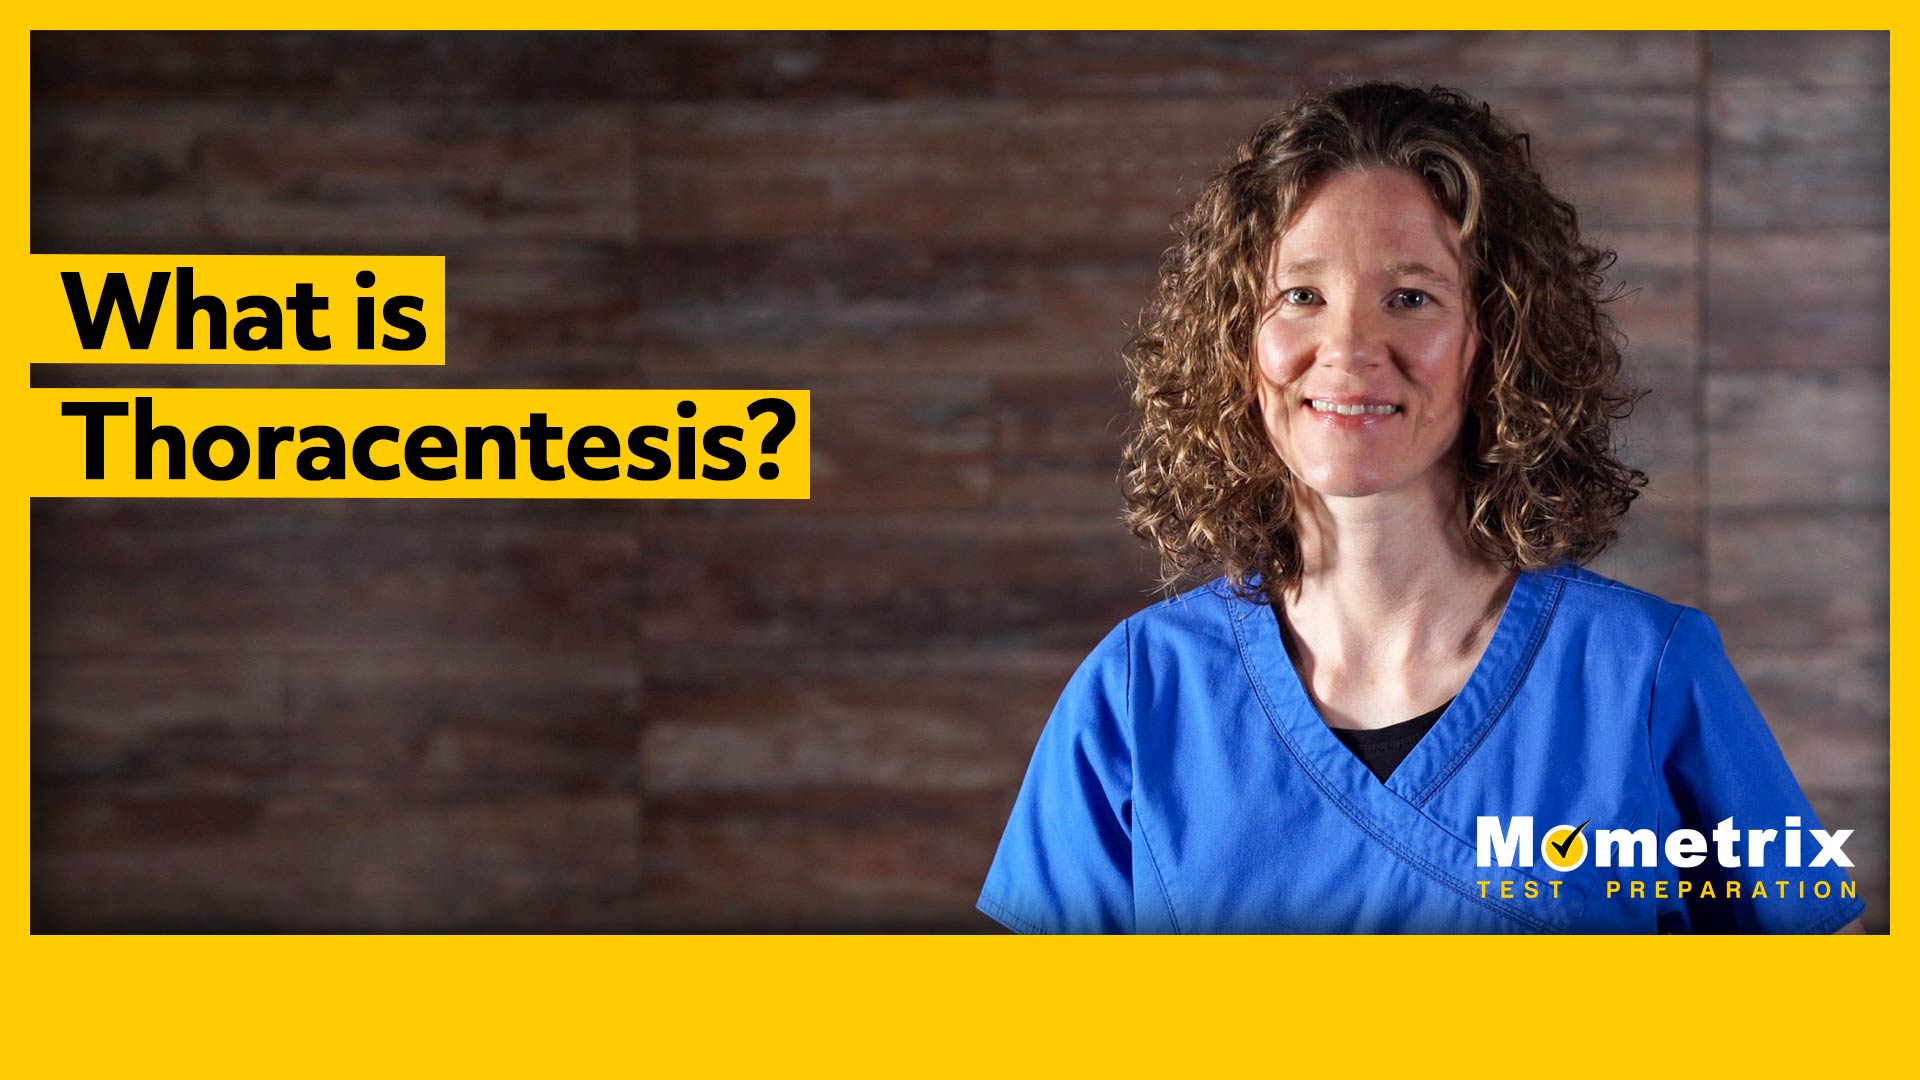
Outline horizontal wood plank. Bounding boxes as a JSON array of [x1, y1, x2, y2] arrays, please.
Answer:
[[990, 32, 1699, 97], [32, 31, 992, 102], [34, 793, 640, 932], [635, 92, 1695, 246], [1706, 229, 1887, 371], [1706, 369, 1888, 509], [637, 513, 1156, 651], [1707, 508, 1887, 654], [638, 787, 1006, 932], [1706, 31, 1887, 87], [34, 103, 636, 245], [641, 647, 1077, 796], [1709, 86, 1888, 229], [33, 502, 641, 652]]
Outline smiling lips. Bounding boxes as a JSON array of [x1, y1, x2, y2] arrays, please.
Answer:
[[1304, 396, 1402, 423]]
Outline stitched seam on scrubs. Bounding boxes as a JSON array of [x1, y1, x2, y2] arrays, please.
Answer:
[[1645, 606, 1689, 850], [1229, 596, 1562, 934], [977, 894, 1046, 935], [1123, 617, 1183, 934], [1410, 575, 1567, 810], [1135, 803, 1182, 935]]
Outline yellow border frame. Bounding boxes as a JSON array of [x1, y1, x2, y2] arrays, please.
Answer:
[[7, 15, 1905, 1072]]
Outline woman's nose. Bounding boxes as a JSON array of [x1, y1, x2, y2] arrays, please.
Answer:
[[1317, 300, 1385, 372]]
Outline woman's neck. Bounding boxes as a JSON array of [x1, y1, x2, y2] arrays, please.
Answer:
[[1279, 464, 1517, 726]]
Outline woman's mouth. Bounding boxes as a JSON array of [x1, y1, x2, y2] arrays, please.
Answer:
[[1305, 398, 1401, 416]]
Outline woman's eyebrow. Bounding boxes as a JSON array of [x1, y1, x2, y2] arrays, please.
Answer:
[[1273, 256, 1327, 277], [1383, 260, 1456, 288], [1272, 256, 1456, 288]]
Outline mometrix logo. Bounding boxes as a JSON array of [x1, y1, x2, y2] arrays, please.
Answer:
[[1476, 816, 1854, 871]]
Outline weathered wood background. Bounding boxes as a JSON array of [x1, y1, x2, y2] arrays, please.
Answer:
[[29, 31, 1889, 931]]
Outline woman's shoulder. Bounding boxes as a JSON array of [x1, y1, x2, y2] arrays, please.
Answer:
[[1095, 566, 1719, 662], [1538, 563, 1690, 621], [1062, 577, 1252, 681], [1106, 566, 1696, 621], [1533, 564, 1733, 663], [1111, 575, 1253, 640]]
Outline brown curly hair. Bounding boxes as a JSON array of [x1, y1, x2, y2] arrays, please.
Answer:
[[1120, 80, 1646, 603]]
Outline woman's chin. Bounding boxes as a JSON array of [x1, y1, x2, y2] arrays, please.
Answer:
[[1311, 483, 1395, 501], [1288, 449, 1460, 503], [1295, 467, 1404, 500]]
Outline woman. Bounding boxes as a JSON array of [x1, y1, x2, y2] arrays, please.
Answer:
[[978, 82, 1865, 934]]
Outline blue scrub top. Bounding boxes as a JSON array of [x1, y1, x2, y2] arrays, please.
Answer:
[[979, 565, 1865, 934]]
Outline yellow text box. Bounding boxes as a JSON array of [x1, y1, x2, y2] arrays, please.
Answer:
[[24, 388, 808, 498], [26, 255, 445, 364]]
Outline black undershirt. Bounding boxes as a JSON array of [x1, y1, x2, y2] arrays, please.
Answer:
[[1329, 700, 1451, 783], [1273, 602, 1452, 782]]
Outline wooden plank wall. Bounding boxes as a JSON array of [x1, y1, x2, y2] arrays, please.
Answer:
[[29, 31, 1889, 931]]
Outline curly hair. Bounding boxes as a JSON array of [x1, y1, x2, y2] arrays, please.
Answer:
[[1120, 80, 1646, 603]]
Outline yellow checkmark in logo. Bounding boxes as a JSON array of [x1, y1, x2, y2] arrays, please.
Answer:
[[1542, 820, 1591, 872]]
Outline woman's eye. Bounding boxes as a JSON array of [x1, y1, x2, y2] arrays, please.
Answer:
[[1283, 287, 1318, 306], [1391, 289, 1431, 309]]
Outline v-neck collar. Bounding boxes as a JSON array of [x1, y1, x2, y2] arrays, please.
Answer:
[[1228, 567, 1566, 809]]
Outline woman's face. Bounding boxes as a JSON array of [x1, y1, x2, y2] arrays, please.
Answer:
[[1254, 167, 1481, 501]]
